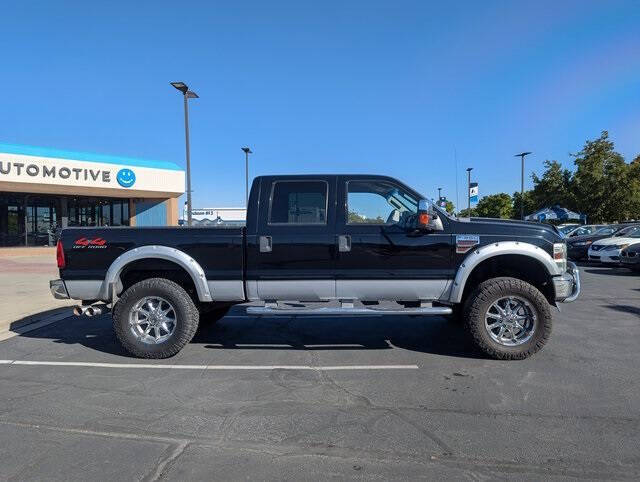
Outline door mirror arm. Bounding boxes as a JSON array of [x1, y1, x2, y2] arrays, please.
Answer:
[[406, 200, 444, 233]]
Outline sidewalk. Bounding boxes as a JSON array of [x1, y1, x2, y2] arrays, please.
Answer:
[[0, 247, 76, 339]]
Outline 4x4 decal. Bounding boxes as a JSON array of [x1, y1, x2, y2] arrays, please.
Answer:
[[74, 237, 107, 249]]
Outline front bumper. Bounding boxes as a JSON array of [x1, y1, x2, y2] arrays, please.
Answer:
[[553, 261, 580, 303], [620, 252, 640, 267], [588, 248, 621, 263], [50, 279, 69, 299], [567, 245, 589, 260]]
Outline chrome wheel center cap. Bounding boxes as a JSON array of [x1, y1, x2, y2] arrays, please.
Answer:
[[129, 296, 177, 345], [484, 296, 536, 347]]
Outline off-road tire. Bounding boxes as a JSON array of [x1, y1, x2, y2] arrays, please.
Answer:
[[113, 278, 199, 358], [199, 304, 231, 324], [464, 277, 552, 360]]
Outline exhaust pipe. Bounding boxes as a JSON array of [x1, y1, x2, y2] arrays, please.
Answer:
[[86, 304, 110, 317], [73, 304, 111, 317]]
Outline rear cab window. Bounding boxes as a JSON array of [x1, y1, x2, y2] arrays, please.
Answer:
[[268, 180, 328, 225]]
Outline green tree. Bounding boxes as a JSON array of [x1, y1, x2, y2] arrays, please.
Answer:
[[624, 154, 640, 220], [444, 200, 455, 215], [511, 190, 536, 219], [571, 131, 631, 222], [530, 160, 573, 209], [475, 193, 513, 218], [458, 207, 478, 217], [348, 212, 384, 224]]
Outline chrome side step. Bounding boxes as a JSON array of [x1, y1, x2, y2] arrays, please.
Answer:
[[246, 305, 452, 316]]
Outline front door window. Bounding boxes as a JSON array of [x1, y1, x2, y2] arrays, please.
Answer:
[[346, 180, 418, 226]]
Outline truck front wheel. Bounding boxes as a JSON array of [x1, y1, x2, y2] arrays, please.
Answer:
[[113, 278, 200, 358], [464, 277, 552, 360]]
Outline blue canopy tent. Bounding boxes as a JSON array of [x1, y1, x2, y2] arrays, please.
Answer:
[[525, 205, 585, 223]]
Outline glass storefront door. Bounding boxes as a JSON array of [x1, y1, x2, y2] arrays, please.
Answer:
[[25, 199, 57, 246]]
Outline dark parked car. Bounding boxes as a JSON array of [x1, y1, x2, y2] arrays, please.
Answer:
[[567, 224, 640, 260], [620, 243, 640, 271], [564, 224, 607, 238]]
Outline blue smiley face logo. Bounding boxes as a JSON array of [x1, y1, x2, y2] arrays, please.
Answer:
[[116, 168, 136, 188]]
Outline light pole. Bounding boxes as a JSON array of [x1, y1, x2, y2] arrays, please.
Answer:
[[241, 147, 252, 206], [466, 167, 473, 213], [514, 152, 532, 220], [171, 81, 199, 227], [437, 187, 442, 201]]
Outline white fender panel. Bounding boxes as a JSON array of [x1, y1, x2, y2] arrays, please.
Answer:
[[446, 241, 560, 303], [99, 245, 212, 302]]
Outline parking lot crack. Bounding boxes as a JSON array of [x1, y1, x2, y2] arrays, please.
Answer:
[[142, 440, 190, 482]]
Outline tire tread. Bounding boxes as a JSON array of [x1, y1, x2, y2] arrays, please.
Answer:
[[463, 277, 552, 360], [113, 277, 199, 358]]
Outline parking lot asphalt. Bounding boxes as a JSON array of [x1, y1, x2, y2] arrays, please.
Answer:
[[0, 264, 638, 480]]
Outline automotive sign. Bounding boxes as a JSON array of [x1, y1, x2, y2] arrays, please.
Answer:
[[0, 150, 184, 196]]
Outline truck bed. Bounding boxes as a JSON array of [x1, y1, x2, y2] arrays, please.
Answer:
[[60, 226, 245, 284]]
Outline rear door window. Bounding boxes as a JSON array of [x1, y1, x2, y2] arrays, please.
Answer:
[[269, 181, 328, 225]]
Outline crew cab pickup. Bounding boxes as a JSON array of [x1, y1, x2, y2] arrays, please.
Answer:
[[51, 174, 580, 359]]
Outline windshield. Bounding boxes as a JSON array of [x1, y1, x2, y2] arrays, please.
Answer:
[[627, 227, 640, 238], [559, 225, 579, 234], [594, 227, 615, 235], [616, 225, 640, 236]]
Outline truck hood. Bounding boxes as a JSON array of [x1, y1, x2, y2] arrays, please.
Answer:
[[455, 217, 562, 243]]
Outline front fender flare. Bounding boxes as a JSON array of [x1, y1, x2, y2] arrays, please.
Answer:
[[446, 241, 561, 304], [99, 245, 212, 302]]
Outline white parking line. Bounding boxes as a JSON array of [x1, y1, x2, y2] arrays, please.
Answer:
[[0, 360, 419, 371]]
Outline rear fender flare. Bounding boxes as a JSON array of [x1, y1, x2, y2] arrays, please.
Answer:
[[447, 241, 560, 303], [99, 246, 212, 302]]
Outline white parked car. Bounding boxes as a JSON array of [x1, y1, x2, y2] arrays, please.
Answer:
[[588, 226, 640, 264]]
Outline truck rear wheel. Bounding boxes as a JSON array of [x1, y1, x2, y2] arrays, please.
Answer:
[[464, 277, 551, 360], [113, 278, 200, 358]]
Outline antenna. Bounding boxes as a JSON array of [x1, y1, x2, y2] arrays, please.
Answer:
[[454, 147, 459, 214]]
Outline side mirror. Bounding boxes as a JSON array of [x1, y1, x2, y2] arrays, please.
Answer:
[[415, 200, 444, 232]]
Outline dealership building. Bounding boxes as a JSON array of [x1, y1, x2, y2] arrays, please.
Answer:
[[0, 143, 185, 247]]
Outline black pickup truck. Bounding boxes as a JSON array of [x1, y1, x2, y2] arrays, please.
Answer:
[[51, 174, 580, 359]]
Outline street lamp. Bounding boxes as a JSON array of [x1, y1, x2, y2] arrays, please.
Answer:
[[466, 168, 473, 213], [241, 147, 252, 207], [438, 187, 442, 201], [514, 152, 532, 220], [171, 81, 199, 226]]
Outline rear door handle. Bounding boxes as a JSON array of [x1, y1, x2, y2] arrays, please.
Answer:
[[259, 236, 272, 253], [338, 235, 351, 252]]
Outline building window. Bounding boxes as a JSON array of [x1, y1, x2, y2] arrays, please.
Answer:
[[122, 201, 129, 226], [112, 201, 122, 226]]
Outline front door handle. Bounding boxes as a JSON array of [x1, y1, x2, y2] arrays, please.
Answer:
[[338, 235, 351, 252], [259, 235, 272, 253]]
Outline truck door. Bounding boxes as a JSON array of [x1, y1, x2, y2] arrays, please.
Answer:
[[246, 176, 337, 301], [334, 176, 454, 301]]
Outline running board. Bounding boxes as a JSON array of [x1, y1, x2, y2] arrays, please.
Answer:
[[246, 305, 452, 316]]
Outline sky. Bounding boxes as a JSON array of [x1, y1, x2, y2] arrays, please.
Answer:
[[1, 0, 639, 210]]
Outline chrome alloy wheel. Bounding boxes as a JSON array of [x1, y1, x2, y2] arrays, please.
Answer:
[[129, 296, 177, 344], [484, 296, 536, 346]]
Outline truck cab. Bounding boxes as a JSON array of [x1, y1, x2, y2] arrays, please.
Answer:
[[245, 175, 452, 302]]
